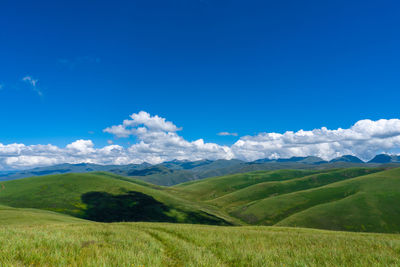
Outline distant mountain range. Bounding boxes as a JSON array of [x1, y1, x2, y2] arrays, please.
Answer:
[[1, 154, 399, 185]]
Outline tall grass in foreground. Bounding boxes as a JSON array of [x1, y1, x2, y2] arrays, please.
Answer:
[[1, 222, 400, 266]]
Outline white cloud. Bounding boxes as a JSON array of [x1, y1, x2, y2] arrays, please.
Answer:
[[103, 125, 132, 138], [66, 139, 95, 155], [231, 119, 400, 161], [1, 112, 400, 170], [104, 111, 181, 138], [116, 111, 232, 164], [218, 132, 238, 136], [0, 141, 128, 170], [22, 76, 43, 96]]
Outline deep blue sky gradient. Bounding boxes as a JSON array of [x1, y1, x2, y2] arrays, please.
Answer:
[[1, 0, 400, 147]]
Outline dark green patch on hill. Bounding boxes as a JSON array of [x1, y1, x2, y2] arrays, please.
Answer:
[[81, 191, 172, 222]]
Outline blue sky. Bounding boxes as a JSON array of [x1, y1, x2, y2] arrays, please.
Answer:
[[1, 0, 400, 169]]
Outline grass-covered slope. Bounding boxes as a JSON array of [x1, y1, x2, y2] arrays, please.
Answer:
[[208, 168, 381, 210], [1, 222, 400, 266], [170, 167, 400, 233], [2, 167, 399, 233], [0, 205, 86, 225], [129, 167, 196, 186], [0, 172, 233, 225], [233, 168, 400, 232], [171, 169, 324, 201]]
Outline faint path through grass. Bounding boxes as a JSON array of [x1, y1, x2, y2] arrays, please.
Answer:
[[143, 227, 226, 266], [143, 229, 183, 266]]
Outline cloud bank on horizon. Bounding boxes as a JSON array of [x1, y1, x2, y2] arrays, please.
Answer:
[[1, 111, 400, 170]]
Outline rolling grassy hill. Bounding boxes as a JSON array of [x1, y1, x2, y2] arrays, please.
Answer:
[[0, 172, 235, 225], [230, 168, 399, 229], [170, 169, 326, 201], [170, 167, 400, 233], [207, 168, 381, 210], [1, 167, 400, 233], [274, 168, 400, 232], [0, 205, 86, 225]]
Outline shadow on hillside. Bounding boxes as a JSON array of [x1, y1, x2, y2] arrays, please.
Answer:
[[81, 191, 175, 223], [81, 191, 232, 225]]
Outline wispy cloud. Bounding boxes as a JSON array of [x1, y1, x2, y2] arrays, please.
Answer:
[[218, 132, 238, 136], [22, 76, 42, 96]]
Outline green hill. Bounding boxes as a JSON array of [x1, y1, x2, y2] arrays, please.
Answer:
[[231, 168, 400, 232], [208, 168, 381, 210], [2, 167, 400, 233], [170, 167, 400, 233], [0, 172, 234, 225], [171, 169, 325, 201], [0, 205, 85, 225]]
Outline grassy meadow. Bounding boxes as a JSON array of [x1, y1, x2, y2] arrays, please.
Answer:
[[1, 222, 400, 266]]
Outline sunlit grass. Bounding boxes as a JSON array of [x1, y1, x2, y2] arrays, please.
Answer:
[[1, 222, 400, 266]]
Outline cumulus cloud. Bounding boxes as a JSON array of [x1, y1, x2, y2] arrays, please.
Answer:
[[231, 119, 400, 161], [103, 111, 182, 137], [218, 132, 238, 136], [1, 112, 400, 170], [103, 111, 232, 164], [22, 76, 43, 96], [103, 124, 132, 138], [66, 139, 95, 155]]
